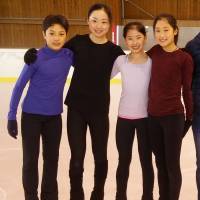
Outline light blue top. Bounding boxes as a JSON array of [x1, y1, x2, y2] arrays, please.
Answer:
[[111, 54, 152, 119]]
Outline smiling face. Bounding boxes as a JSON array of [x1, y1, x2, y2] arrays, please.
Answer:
[[43, 23, 67, 51], [154, 18, 178, 50], [125, 29, 146, 54], [87, 9, 110, 41]]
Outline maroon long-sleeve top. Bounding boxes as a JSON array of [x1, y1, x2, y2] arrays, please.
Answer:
[[147, 45, 193, 120]]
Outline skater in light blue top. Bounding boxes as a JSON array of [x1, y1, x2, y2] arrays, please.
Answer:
[[111, 22, 154, 200]]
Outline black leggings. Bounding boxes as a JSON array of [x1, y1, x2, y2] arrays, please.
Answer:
[[148, 114, 184, 200], [116, 117, 154, 200], [21, 112, 62, 200], [67, 107, 109, 199]]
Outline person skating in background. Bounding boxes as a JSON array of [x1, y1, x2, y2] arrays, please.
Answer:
[[147, 13, 193, 200], [111, 22, 154, 200], [7, 15, 73, 200], [185, 32, 200, 200]]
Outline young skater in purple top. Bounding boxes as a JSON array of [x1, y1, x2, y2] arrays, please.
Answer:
[[147, 14, 193, 200], [7, 15, 73, 200], [111, 22, 154, 200]]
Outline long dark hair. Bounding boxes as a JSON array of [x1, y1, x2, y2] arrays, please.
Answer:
[[87, 3, 112, 23], [123, 21, 146, 38], [153, 13, 179, 44]]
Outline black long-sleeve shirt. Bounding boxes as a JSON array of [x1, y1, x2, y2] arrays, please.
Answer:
[[64, 34, 124, 115]]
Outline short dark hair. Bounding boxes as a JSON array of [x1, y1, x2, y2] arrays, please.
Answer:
[[87, 3, 112, 23], [42, 14, 69, 33], [153, 13, 179, 44], [123, 21, 146, 38]]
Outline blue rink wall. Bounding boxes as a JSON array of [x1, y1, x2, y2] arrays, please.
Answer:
[[0, 49, 26, 82]]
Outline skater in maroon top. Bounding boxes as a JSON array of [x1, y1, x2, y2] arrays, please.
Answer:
[[147, 13, 193, 200]]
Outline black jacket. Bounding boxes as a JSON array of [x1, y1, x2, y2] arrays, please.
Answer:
[[185, 32, 200, 91]]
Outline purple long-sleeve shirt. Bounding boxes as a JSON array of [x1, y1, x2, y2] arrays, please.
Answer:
[[8, 46, 73, 120]]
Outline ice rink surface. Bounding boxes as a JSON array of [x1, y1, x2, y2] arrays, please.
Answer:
[[0, 83, 197, 200]]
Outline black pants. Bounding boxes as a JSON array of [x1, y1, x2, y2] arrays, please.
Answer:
[[148, 114, 184, 200], [115, 117, 154, 200], [21, 112, 62, 200], [67, 107, 109, 200]]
